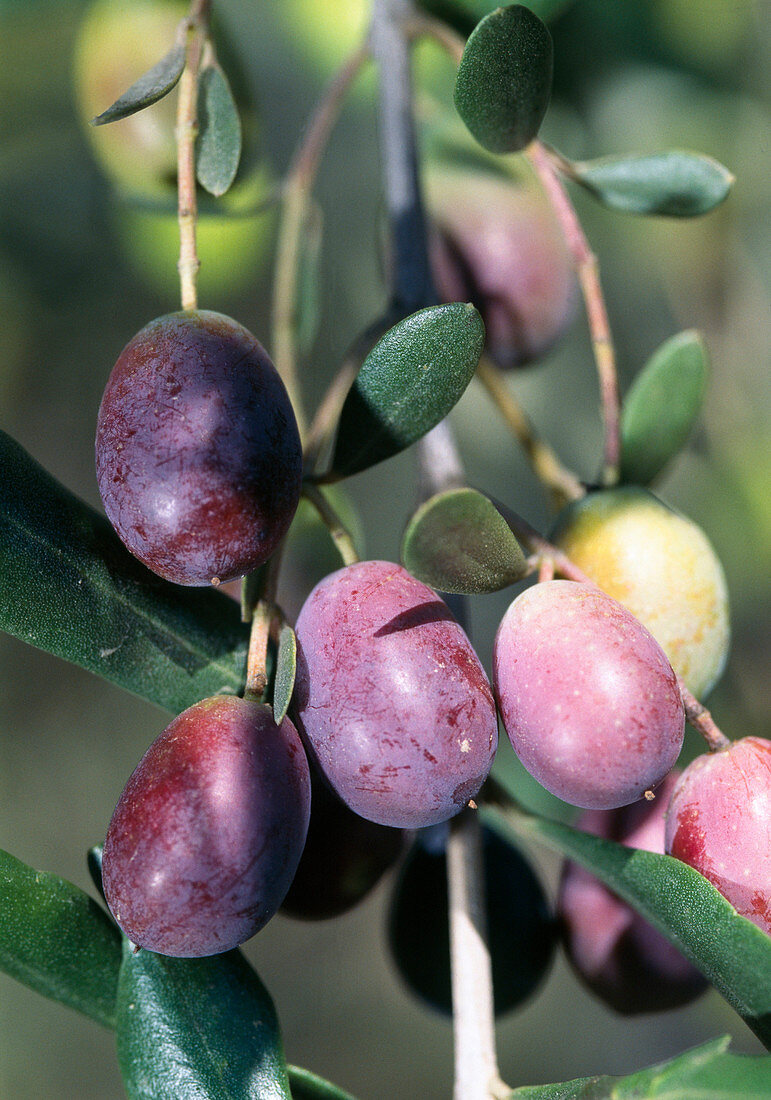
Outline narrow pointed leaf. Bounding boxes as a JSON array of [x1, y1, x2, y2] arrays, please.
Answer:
[[288, 1066, 361, 1100], [483, 803, 771, 1048], [273, 624, 296, 725], [401, 488, 527, 594], [92, 39, 186, 126], [0, 431, 249, 713], [509, 1037, 771, 1098], [116, 941, 291, 1099], [454, 5, 553, 154], [196, 64, 243, 197], [329, 303, 485, 478], [0, 849, 121, 1028], [569, 151, 734, 217], [620, 330, 709, 485]]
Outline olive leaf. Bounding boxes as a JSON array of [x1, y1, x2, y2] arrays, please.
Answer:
[[567, 151, 734, 217], [401, 488, 528, 594], [454, 5, 553, 154], [620, 330, 709, 485], [328, 303, 485, 479], [196, 64, 242, 196], [92, 38, 186, 126], [272, 624, 297, 725]]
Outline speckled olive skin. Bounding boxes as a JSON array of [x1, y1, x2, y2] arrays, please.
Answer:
[[293, 561, 498, 829], [551, 487, 730, 699], [665, 737, 771, 935], [559, 772, 707, 1013], [102, 696, 311, 957], [493, 581, 684, 809], [96, 311, 302, 586]]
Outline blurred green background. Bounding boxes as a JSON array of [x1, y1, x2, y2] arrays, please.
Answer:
[[0, 1, 768, 1097]]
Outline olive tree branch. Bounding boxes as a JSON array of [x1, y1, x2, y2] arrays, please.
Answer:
[[176, 0, 211, 312], [370, 4, 505, 1098]]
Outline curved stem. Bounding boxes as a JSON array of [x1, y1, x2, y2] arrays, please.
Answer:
[[678, 679, 732, 753], [527, 142, 621, 487], [272, 44, 371, 439], [476, 355, 585, 508], [301, 483, 359, 567], [176, 0, 210, 311]]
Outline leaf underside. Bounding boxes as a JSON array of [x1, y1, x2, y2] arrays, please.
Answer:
[[196, 64, 243, 196], [571, 151, 734, 217]]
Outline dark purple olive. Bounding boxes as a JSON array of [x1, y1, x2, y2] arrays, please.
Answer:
[[102, 696, 310, 957], [96, 310, 302, 586]]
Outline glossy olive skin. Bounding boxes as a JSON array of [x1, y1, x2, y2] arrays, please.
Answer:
[[559, 772, 708, 1014], [96, 311, 302, 585], [493, 581, 685, 809], [389, 826, 556, 1016], [293, 561, 498, 829], [665, 737, 771, 935], [281, 769, 405, 920], [102, 696, 311, 957]]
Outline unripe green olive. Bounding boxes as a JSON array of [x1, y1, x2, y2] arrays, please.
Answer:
[[552, 487, 730, 699]]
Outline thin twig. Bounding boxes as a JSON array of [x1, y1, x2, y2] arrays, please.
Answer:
[[527, 141, 621, 487], [272, 44, 371, 439], [677, 679, 732, 752], [476, 355, 585, 508], [176, 0, 210, 311], [301, 483, 359, 567]]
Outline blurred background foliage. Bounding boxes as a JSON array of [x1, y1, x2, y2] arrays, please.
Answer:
[[0, 1, 768, 1097]]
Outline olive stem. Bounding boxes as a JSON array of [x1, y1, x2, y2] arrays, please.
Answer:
[[272, 44, 371, 440], [176, 0, 210, 312], [301, 483, 360, 567], [677, 679, 732, 752], [476, 355, 585, 508], [527, 141, 621, 487], [244, 599, 277, 702]]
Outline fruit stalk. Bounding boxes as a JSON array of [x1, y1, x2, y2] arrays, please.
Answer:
[[527, 141, 621, 487], [176, 0, 210, 311]]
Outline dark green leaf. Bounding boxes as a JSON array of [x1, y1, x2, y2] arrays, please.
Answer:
[[509, 1036, 771, 1098], [288, 1066, 360, 1100], [273, 624, 296, 725], [92, 39, 186, 126], [0, 430, 249, 713], [0, 849, 120, 1028], [620, 330, 709, 485], [454, 5, 553, 154], [569, 151, 734, 217], [329, 303, 484, 478], [401, 488, 527, 594], [483, 804, 771, 1048], [116, 941, 291, 1100], [196, 64, 243, 197]]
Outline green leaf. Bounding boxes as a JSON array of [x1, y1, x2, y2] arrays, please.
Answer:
[[483, 804, 771, 1048], [196, 64, 243, 197], [0, 849, 121, 1029], [329, 303, 485, 478], [288, 1066, 360, 1100], [568, 151, 734, 217], [509, 1036, 771, 1098], [620, 330, 709, 485], [273, 624, 296, 725], [454, 5, 553, 154], [0, 431, 249, 713], [92, 39, 186, 126], [401, 488, 527, 594], [116, 941, 291, 1100]]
